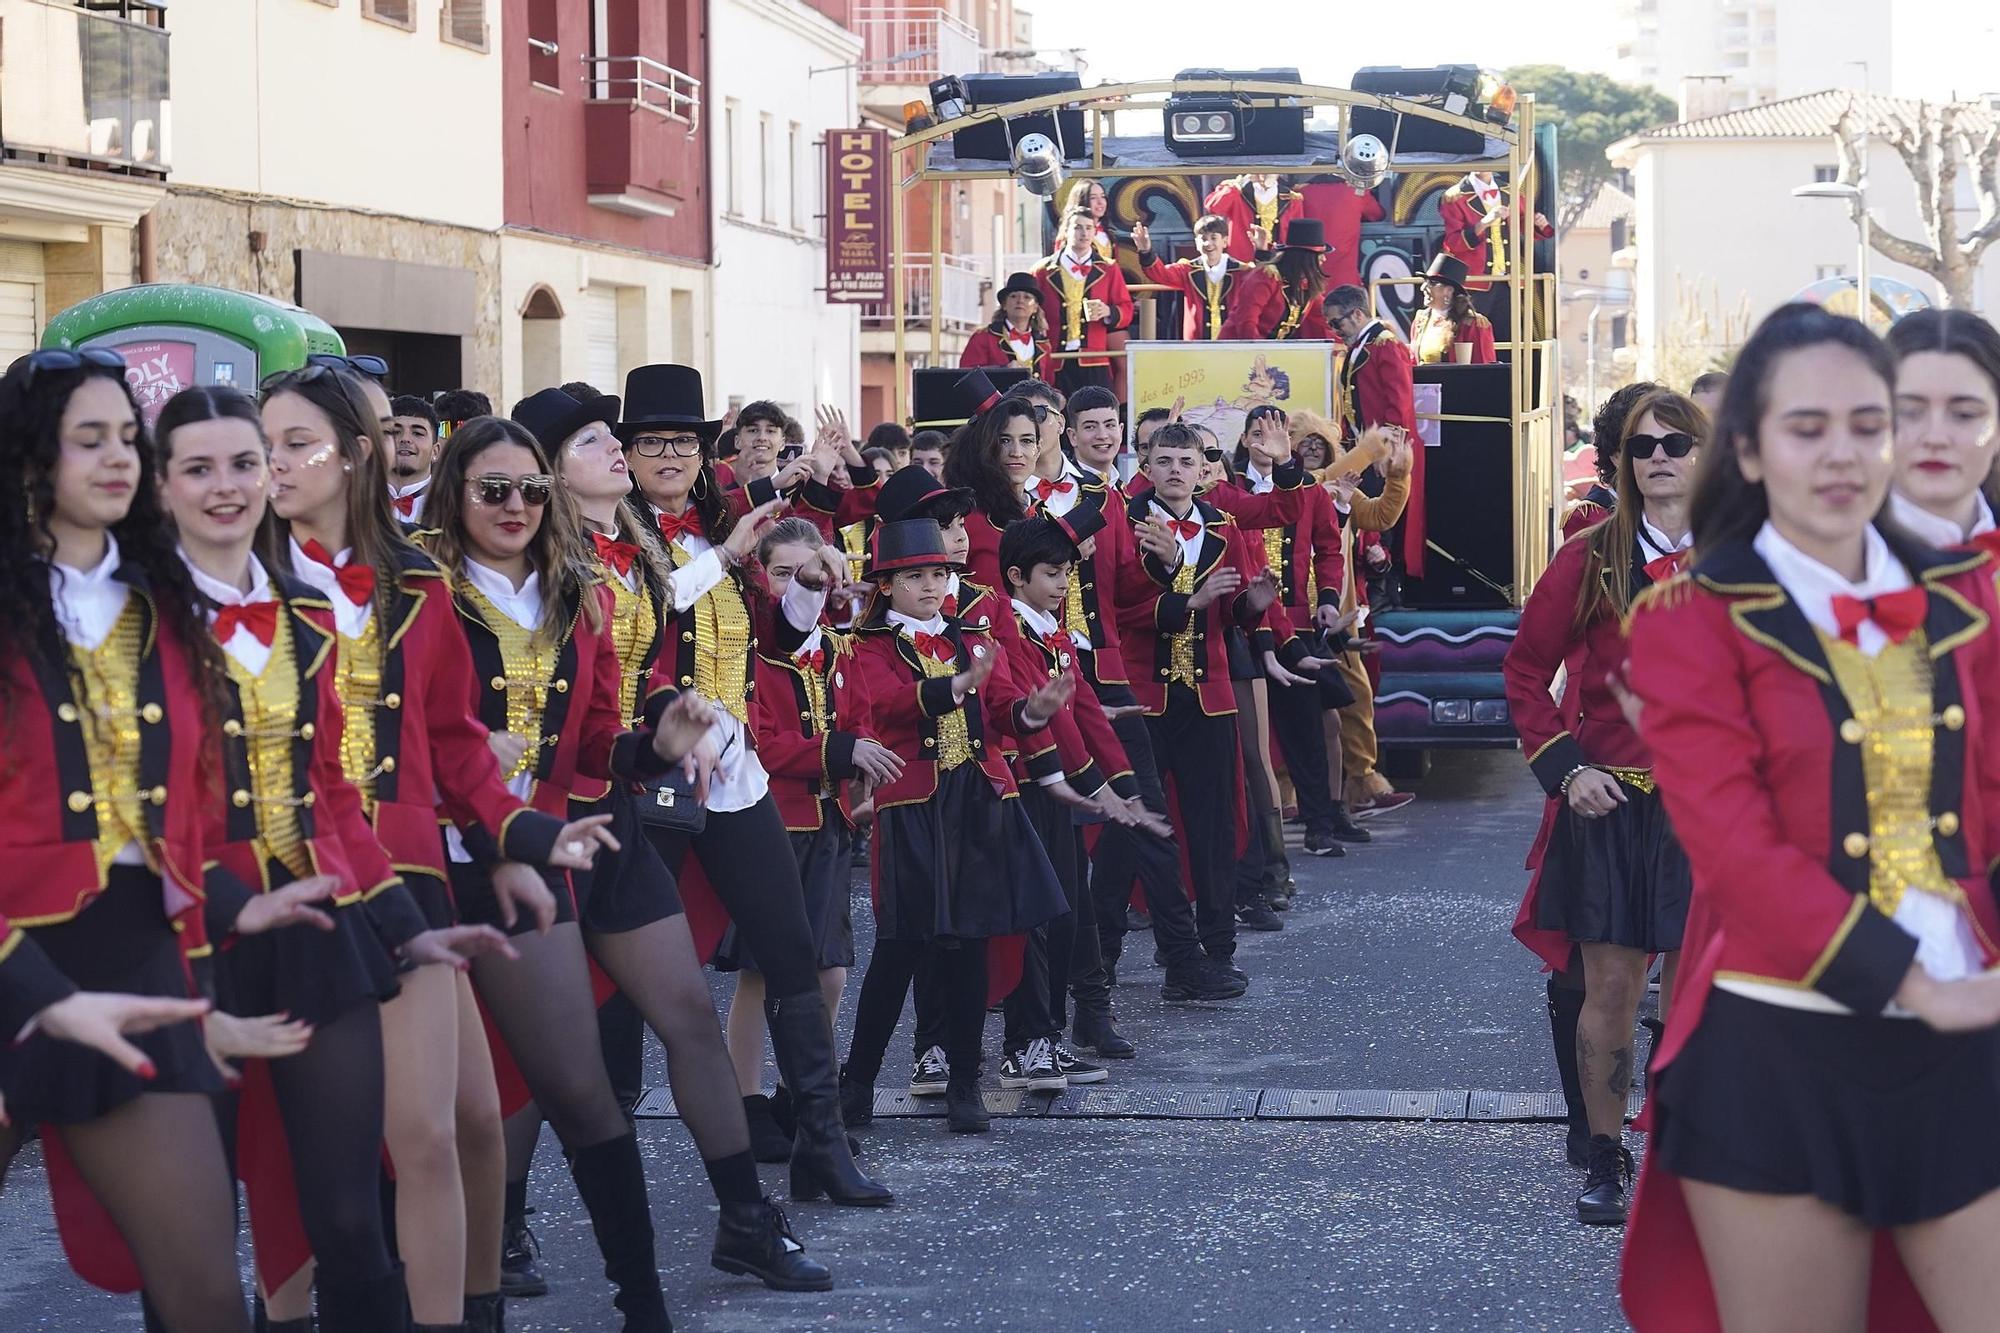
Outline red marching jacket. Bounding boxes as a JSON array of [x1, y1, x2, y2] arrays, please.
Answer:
[[1221, 270, 1332, 342], [1438, 183, 1554, 290], [960, 324, 1048, 377], [1293, 180, 1386, 290], [748, 634, 871, 832], [1338, 322, 1425, 576], [1202, 177, 1300, 261], [997, 605, 1140, 803], [1138, 252, 1264, 341], [1246, 475, 1346, 635], [1031, 255, 1134, 368], [1619, 536, 2000, 1333]]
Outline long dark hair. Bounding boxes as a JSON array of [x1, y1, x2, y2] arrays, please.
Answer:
[[427, 416, 601, 636], [944, 399, 1034, 525], [1274, 248, 1326, 306], [1886, 308, 2000, 507], [0, 362, 227, 720], [1435, 280, 1474, 328], [1690, 303, 1897, 551], [260, 365, 419, 626], [1573, 388, 1706, 630]]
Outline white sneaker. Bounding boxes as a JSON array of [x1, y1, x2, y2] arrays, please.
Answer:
[[909, 1045, 950, 1097], [998, 1037, 1067, 1092]]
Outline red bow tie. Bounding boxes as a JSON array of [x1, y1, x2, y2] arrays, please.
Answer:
[[393, 492, 418, 518], [1165, 517, 1201, 541], [592, 530, 640, 577], [794, 646, 826, 672], [1642, 550, 1687, 583], [910, 630, 956, 663], [1969, 530, 2000, 560], [1032, 477, 1075, 503], [1831, 587, 1927, 646], [298, 540, 376, 605], [212, 600, 279, 647], [940, 591, 958, 617], [656, 508, 704, 543], [1042, 629, 1071, 662]]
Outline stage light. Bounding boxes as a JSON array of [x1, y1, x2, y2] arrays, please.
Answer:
[[1012, 133, 1063, 197]]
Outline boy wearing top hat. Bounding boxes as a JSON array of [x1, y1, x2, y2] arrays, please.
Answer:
[[1032, 210, 1133, 395], [961, 272, 1050, 375], [1131, 215, 1264, 342], [1226, 219, 1335, 342]]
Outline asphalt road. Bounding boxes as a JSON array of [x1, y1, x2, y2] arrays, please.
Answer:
[[0, 748, 1636, 1332]]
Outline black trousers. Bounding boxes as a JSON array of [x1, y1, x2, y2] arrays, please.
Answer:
[[1001, 784, 1100, 1051], [645, 796, 820, 999], [1268, 675, 1336, 832], [849, 939, 987, 1084], [1084, 667, 1203, 970], [1145, 684, 1243, 961]]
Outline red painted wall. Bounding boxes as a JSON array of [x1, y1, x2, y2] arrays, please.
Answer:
[[503, 0, 711, 263]]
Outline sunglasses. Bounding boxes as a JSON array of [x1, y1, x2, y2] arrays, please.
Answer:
[[625, 432, 704, 458], [306, 352, 390, 380], [1626, 432, 1698, 460], [469, 474, 554, 507], [9, 346, 127, 387]]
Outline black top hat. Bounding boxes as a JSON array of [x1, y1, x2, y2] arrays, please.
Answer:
[[616, 364, 723, 444], [997, 271, 1042, 302], [876, 465, 974, 526], [1276, 218, 1329, 252], [511, 386, 621, 453], [866, 517, 964, 578], [909, 366, 1029, 428], [1423, 252, 1471, 289]]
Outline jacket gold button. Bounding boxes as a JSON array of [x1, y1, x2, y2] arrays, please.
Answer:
[[1842, 832, 1870, 858], [1839, 719, 1865, 744], [923, 737, 936, 748], [299, 722, 316, 741], [1942, 705, 1966, 731], [383, 692, 402, 709], [141, 702, 163, 724], [682, 631, 695, 643], [489, 676, 507, 691], [1937, 811, 1961, 837], [801, 711, 812, 721], [67, 791, 91, 813], [554, 679, 569, 693], [680, 675, 694, 687], [57, 702, 78, 722], [149, 786, 167, 805], [301, 791, 316, 808], [232, 790, 252, 809], [223, 718, 244, 737]]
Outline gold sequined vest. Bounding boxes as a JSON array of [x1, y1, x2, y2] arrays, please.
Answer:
[[914, 648, 972, 770], [224, 618, 312, 879], [335, 616, 385, 806], [668, 545, 752, 722], [461, 583, 557, 782], [603, 568, 659, 726], [68, 600, 153, 881], [1166, 559, 1201, 689]]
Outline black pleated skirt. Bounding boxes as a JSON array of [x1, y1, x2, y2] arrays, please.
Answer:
[[1653, 989, 2000, 1227], [1226, 626, 1258, 681], [214, 862, 400, 1027], [405, 863, 458, 934], [874, 766, 1068, 944], [0, 866, 225, 1125], [566, 790, 683, 935], [1534, 780, 1690, 952], [449, 860, 577, 937], [714, 807, 854, 972]]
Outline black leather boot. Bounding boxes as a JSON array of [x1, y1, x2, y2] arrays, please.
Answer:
[[462, 1291, 504, 1333], [944, 1074, 990, 1133], [711, 1197, 834, 1291], [317, 1264, 410, 1333], [742, 1093, 793, 1163], [839, 1064, 875, 1129], [1547, 977, 1591, 1168], [765, 989, 893, 1206], [1577, 1134, 1634, 1225], [568, 1134, 673, 1332]]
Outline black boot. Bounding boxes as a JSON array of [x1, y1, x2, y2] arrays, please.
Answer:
[[944, 1075, 990, 1133], [1547, 977, 1591, 1169], [317, 1264, 410, 1333], [712, 1197, 834, 1292], [1577, 1134, 1634, 1225], [568, 1134, 673, 1332], [742, 1093, 793, 1164], [463, 1292, 504, 1333], [839, 1064, 875, 1129], [765, 989, 893, 1206], [1327, 801, 1372, 843], [500, 1178, 547, 1299]]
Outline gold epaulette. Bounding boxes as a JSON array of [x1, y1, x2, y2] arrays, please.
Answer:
[[1623, 571, 1697, 632]]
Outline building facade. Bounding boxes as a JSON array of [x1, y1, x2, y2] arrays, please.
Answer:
[[1556, 182, 1636, 411], [706, 0, 861, 422]]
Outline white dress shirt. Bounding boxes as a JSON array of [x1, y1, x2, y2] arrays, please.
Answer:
[[1243, 462, 1276, 495], [1150, 497, 1207, 568], [289, 537, 374, 639], [1888, 489, 1996, 549], [49, 536, 130, 651], [1636, 516, 1693, 566], [645, 506, 730, 614], [1024, 459, 1084, 518], [389, 478, 430, 524], [1753, 521, 1909, 659], [186, 552, 276, 677]]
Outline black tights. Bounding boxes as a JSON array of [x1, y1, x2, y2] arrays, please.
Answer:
[[34, 1094, 249, 1332], [471, 923, 629, 1152], [847, 939, 987, 1085]]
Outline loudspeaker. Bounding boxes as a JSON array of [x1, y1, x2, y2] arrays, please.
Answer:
[[1165, 68, 1306, 157], [951, 73, 1086, 163], [1401, 363, 1513, 610], [1350, 65, 1486, 156]]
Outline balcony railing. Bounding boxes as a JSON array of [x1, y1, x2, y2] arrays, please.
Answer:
[[862, 257, 987, 333], [0, 0, 170, 171], [853, 7, 982, 85], [583, 53, 701, 134]]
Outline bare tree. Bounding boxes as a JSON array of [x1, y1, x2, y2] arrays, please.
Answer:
[[1833, 97, 2000, 309]]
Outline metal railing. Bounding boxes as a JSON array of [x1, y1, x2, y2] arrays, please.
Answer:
[[852, 7, 981, 84], [0, 0, 170, 169], [862, 257, 986, 332], [583, 53, 702, 134]]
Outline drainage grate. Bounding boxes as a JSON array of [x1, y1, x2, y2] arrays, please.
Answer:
[[1044, 1087, 1259, 1119]]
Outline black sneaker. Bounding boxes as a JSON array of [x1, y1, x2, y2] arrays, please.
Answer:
[[909, 1045, 950, 1097], [1577, 1134, 1634, 1225], [998, 1038, 1067, 1091], [1052, 1041, 1108, 1084], [1208, 957, 1249, 987], [1302, 826, 1343, 857], [1236, 903, 1284, 931], [501, 1214, 549, 1298], [944, 1076, 990, 1133], [1328, 801, 1373, 843], [1161, 960, 1248, 1002]]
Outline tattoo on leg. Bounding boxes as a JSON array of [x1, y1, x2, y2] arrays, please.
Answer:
[[1607, 1046, 1632, 1097]]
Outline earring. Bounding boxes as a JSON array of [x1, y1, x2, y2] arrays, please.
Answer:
[[342, 462, 353, 474], [692, 469, 710, 501]]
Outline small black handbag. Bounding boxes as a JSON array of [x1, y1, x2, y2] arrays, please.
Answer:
[[635, 767, 706, 835]]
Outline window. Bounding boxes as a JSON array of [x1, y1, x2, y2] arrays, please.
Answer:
[[441, 0, 488, 50], [1609, 218, 1628, 252], [1813, 164, 1839, 183], [1816, 263, 1848, 280], [362, 0, 414, 30], [1610, 314, 1628, 350], [760, 114, 775, 224], [527, 0, 559, 86], [789, 122, 803, 231], [724, 100, 741, 217]]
